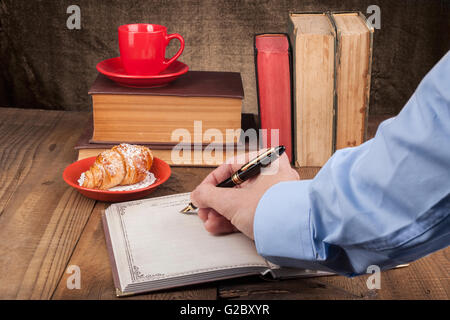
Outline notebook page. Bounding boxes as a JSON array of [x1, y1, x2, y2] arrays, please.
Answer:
[[105, 193, 268, 288]]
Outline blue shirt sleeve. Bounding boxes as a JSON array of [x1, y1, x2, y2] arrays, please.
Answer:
[[254, 51, 450, 277]]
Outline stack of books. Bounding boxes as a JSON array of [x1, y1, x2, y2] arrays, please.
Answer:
[[289, 12, 373, 167], [76, 71, 249, 166], [255, 12, 373, 167]]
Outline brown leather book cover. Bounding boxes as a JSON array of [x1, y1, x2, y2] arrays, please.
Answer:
[[89, 72, 244, 99]]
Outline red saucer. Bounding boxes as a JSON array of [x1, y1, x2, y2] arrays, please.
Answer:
[[63, 156, 171, 202], [96, 57, 189, 88]]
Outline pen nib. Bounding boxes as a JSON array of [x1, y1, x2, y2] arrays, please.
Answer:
[[180, 203, 197, 214]]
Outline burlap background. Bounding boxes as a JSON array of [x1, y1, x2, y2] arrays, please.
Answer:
[[1, 0, 449, 115]]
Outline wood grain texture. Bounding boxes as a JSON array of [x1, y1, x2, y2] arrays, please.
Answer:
[[218, 248, 449, 300], [333, 13, 372, 149], [0, 108, 96, 299], [92, 95, 242, 143]]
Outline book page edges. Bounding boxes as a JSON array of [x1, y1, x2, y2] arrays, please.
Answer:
[[289, 12, 335, 37], [361, 11, 374, 142], [120, 271, 264, 297], [101, 211, 123, 296], [289, 12, 336, 167]]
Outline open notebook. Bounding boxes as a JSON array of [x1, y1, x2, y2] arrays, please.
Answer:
[[102, 193, 332, 296]]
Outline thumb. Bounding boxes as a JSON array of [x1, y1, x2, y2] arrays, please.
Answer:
[[191, 184, 242, 221]]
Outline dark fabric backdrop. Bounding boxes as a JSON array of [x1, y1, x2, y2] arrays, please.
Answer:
[[0, 0, 449, 115]]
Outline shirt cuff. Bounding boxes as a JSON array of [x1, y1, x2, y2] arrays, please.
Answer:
[[254, 180, 316, 265]]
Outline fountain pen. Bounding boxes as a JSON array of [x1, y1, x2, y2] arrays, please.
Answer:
[[180, 145, 286, 213]]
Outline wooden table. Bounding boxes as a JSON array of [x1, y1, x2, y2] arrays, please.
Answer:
[[0, 107, 448, 300]]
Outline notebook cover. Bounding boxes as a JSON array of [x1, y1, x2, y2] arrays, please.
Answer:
[[101, 212, 125, 297], [254, 34, 294, 162], [89, 71, 244, 99]]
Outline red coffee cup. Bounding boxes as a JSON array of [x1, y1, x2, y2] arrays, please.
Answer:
[[118, 23, 185, 75]]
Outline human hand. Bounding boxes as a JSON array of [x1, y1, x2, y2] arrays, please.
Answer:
[[190, 152, 299, 239]]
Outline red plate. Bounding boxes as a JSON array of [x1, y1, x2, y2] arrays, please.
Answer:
[[63, 156, 171, 202], [96, 57, 189, 88]]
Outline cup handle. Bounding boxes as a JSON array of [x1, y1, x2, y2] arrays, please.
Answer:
[[164, 33, 185, 67]]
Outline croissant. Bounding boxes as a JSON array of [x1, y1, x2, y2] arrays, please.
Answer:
[[80, 144, 153, 190]]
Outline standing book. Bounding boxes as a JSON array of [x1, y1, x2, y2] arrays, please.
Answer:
[[254, 34, 293, 162], [102, 193, 332, 296], [288, 13, 336, 167], [330, 12, 373, 149]]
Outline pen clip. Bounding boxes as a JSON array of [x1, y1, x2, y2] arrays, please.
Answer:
[[239, 148, 275, 172]]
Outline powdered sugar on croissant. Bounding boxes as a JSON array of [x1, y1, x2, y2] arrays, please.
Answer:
[[80, 144, 153, 190]]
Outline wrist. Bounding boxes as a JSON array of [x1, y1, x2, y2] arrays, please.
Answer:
[[253, 180, 316, 265]]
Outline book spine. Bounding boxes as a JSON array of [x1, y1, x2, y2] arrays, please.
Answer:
[[327, 12, 338, 156], [359, 11, 374, 143], [330, 12, 373, 149], [289, 13, 336, 167], [254, 34, 293, 162]]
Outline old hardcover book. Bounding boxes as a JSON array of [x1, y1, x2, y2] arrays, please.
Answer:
[[89, 72, 244, 143], [103, 193, 332, 296], [255, 34, 293, 162], [75, 115, 257, 167], [330, 12, 373, 149], [288, 13, 336, 167]]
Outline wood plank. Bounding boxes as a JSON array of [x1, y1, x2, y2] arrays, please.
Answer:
[[374, 248, 449, 299], [0, 108, 97, 299], [218, 248, 449, 300], [219, 276, 363, 300], [92, 95, 242, 143], [318, 247, 449, 300], [52, 167, 217, 299], [0, 108, 61, 215]]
